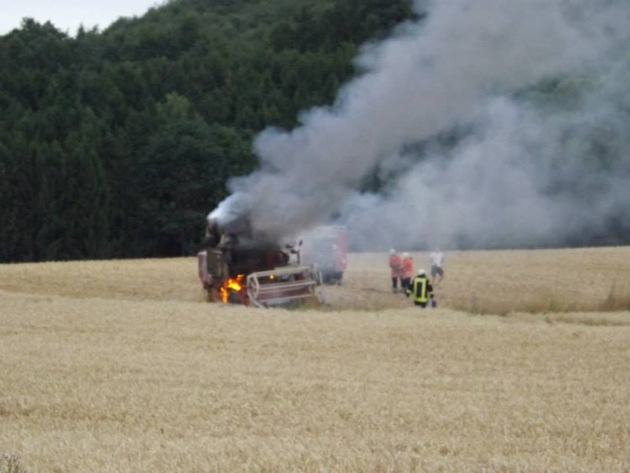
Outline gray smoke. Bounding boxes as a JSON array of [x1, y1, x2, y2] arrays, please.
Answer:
[[210, 0, 630, 249]]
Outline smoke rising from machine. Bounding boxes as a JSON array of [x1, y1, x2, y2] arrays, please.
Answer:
[[211, 0, 630, 250]]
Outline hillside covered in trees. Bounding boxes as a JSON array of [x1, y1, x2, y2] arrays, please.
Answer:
[[1, 0, 628, 263], [0, 0, 417, 262]]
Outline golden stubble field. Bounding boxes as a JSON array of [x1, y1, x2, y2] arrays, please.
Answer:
[[1, 248, 629, 472]]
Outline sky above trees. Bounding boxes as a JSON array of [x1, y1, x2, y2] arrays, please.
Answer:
[[1, 0, 161, 36]]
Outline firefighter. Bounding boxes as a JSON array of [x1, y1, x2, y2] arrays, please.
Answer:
[[388, 249, 402, 293], [401, 252, 414, 292], [406, 269, 434, 308]]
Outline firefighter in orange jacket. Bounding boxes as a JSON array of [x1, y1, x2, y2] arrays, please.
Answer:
[[401, 252, 414, 292], [406, 269, 434, 308], [388, 249, 402, 293]]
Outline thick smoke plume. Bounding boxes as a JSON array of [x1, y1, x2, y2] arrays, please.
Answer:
[[211, 0, 630, 250]]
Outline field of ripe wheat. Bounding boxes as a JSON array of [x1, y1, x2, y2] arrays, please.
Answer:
[[1, 248, 629, 472]]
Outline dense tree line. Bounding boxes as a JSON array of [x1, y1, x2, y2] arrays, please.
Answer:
[[0, 0, 416, 262]]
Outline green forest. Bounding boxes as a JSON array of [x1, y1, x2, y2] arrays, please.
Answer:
[[0, 0, 417, 262], [0, 0, 627, 263]]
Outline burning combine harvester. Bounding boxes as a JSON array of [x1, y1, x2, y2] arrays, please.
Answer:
[[197, 216, 322, 308]]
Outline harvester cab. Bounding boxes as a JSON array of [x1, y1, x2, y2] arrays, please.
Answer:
[[197, 217, 321, 308]]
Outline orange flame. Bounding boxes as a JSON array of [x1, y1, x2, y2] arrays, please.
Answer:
[[220, 275, 244, 303]]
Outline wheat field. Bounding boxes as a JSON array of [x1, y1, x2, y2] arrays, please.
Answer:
[[1, 248, 629, 472]]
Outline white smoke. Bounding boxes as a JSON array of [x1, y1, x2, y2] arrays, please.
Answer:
[[212, 0, 630, 249]]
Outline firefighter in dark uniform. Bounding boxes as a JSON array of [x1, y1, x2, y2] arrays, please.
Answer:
[[406, 269, 435, 308]]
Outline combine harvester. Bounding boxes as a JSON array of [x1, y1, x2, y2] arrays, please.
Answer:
[[197, 217, 322, 308]]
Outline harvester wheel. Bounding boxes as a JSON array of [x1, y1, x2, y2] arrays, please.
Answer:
[[206, 288, 220, 303]]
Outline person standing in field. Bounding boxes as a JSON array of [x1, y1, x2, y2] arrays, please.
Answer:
[[429, 249, 445, 287], [388, 249, 402, 293], [401, 252, 414, 293], [406, 269, 434, 308]]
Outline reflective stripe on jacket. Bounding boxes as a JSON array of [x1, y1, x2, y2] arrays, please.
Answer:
[[406, 275, 432, 303]]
